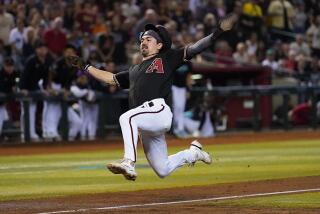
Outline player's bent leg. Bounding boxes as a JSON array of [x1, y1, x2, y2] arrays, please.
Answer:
[[142, 133, 212, 178]]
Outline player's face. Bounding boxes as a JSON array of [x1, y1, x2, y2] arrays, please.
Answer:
[[140, 35, 162, 57]]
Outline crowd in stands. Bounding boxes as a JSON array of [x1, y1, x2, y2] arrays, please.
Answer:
[[0, 0, 320, 141]]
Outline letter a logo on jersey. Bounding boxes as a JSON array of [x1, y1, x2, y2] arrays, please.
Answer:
[[146, 58, 164, 74]]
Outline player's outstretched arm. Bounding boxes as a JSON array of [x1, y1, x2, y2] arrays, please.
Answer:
[[66, 56, 116, 85], [185, 13, 237, 60]]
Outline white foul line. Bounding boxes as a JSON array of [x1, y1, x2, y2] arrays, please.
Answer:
[[37, 188, 320, 214]]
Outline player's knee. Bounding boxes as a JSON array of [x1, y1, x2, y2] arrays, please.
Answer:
[[119, 113, 129, 125], [154, 167, 170, 178]]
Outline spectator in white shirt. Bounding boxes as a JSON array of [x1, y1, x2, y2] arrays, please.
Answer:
[[289, 34, 311, 57], [9, 18, 25, 53], [233, 42, 250, 64], [262, 48, 279, 72]]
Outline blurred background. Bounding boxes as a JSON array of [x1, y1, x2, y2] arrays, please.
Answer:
[[0, 0, 320, 143]]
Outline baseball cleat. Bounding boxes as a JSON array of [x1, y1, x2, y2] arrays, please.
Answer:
[[106, 158, 137, 181], [189, 140, 212, 165]]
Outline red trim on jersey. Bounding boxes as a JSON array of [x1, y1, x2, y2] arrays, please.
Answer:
[[146, 58, 164, 73], [129, 104, 165, 162]]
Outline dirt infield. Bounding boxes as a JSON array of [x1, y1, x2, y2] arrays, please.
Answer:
[[1, 176, 319, 214], [1, 130, 320, 213]]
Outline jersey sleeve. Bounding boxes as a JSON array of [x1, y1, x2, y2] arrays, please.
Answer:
[[114, 70, 130, 89], [165, 48, 186, 70]]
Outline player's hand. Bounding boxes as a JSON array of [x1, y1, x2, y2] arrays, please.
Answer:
[[218, 13, 238, 31], [66, 55, 88, 71]]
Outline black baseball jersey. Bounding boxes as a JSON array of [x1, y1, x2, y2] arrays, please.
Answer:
[[0, 69, 17, 94], [115, 48, 185, 108], [52, 57, 78, 90], [19, 55, 52, 91]]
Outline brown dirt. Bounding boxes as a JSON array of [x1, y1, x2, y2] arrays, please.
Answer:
[[1, 176, 319, 214], [1, 130, 320, 213]]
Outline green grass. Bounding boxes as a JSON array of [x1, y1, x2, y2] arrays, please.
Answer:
[[210, 192, 320, 209], [0, 139, 319, 202]]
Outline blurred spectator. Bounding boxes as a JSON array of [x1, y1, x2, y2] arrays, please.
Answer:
[[215, 40, 233, 65], [289, 34, 311, 57], [80, 33, 95, 63], [110, 15, 130, 65], [172, 61, 192, 138], [171, 1, 193, 32], [267, 0, 294, 41], [292, 2, 307, 33], [189, 0, 206, 21], [233, 42, 250, 64], [0, 4, 15, 48], [0, 40, 6, 66], [214, 0, 227, 18], [0, 58, 17, 138], [262, 48, 279, 72], [92, 14, 109, 37], [52, 44, 82, 140], [75, 2, 96, 34], [97, 34, 115, 63], [71, 74, 98, 141], [240, 0, 263, 38], [121, 0, 140, 19], [28, 9, 47, 37], [63, 3, 75, 31], [9, 18, 25, 71], [43, 17, 67, 58], [245, 32, 259, 56], [288, 100, 312, 125], [133, 9, 158, 42], [306, 15, 320, 57], [157, 1, 171, 25], [295, 54, 310, 82], [22, 26, 37, 61], [281, 49, 297, 74], [184, 94, 216, 138], [309, 57, 320, 86], [273, 96, 293, 126], [87, 50, 105, 69], [19, 41, 52, 141], [9, 18, 25, 56], [203, 13, 217, 36]]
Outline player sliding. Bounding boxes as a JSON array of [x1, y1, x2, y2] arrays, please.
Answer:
[[67, 14, 237, 181]]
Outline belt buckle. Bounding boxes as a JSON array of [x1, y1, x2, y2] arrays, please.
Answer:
[[148, 101, 154, 107]]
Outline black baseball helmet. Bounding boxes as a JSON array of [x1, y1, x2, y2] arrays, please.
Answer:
[[142, 24, 172, 50]]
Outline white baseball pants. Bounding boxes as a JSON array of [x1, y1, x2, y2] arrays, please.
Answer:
[[0, 105, 8, 135], [20, 101, 39, 139], [79, 101, 99, 140], [119, 98, 197, 178], [172, 86, 187, 132], [67, 107, 82, 140]]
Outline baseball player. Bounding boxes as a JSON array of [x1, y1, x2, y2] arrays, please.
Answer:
[[70, 74, 99, 140], [67, 14, 237, 181], [19, 41, 52, 141], [172, 61, 192, 138], [0, 58, 17, 138]]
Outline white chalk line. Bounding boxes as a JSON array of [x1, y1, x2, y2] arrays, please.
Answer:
[[36, 188, 320, 214]]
